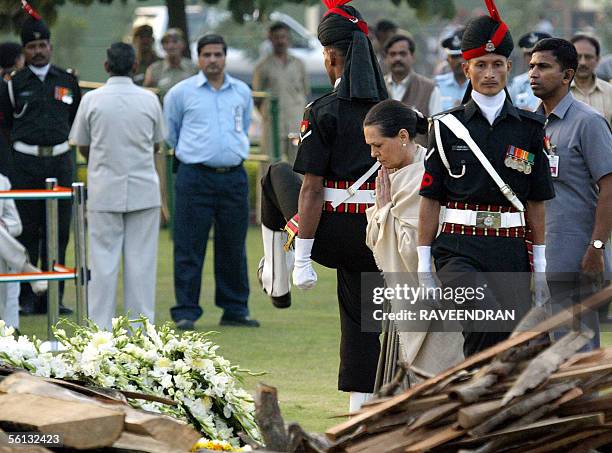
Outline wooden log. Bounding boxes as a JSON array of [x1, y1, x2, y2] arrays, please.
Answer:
[[563, 430, 612, 453], [0, 393, 124, 449], [558, 394, 612, 417], [449, 374, 498, 404], [469, 381, 576, 437], [123, 407, 201, 451], [501, 330, 593, 406], [458, 400, 502, 429], [499, 429, 608, 453], [404, 423, 466, 452], [344, 426, 423, 453], [255, 383, 288, 452], [405, 402, 461, 434], [286, 423, 330, 453], [324, 285, 612, 441], [109, 431, 183, 453], [365, 412, 417, 435]]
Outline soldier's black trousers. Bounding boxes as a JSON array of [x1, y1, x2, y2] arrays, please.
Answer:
[[261, 162, 381, 392], [432, 233, 531, 357], [12, 151, 73, 308]]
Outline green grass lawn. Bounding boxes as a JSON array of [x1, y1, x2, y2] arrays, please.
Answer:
[[17, 227, 348, 434]]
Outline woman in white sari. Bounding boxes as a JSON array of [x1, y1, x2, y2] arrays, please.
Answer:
[[363, 100, 463, 384]]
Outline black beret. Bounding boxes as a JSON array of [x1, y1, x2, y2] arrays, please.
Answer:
[[518, 32, 552, 51], [21, 16, 50, 46]]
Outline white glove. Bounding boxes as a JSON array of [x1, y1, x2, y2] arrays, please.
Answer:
[[532, 245, 550, 307], [293, 238, 317, 290], [417, 246, 435, 286]]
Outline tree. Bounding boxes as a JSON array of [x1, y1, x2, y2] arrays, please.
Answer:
[[0, 0, 455, 46]]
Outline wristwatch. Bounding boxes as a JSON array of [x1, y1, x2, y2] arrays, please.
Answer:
[[591, 239, 605, 250]]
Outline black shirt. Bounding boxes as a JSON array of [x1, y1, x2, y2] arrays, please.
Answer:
[[0, 65, 81, 146], [420, 98, 555, 206], [293, 91, 377, 182]]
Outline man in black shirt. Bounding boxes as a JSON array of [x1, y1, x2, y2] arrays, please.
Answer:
[[0, 11, 80, 315], [417, 0, 555, 356], [258, 0, 387, 410]]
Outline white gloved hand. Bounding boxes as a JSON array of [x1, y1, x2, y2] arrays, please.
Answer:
[[416, 246, 435, 286], [532, 245, 550, 307], [293, 238, 317, 290]]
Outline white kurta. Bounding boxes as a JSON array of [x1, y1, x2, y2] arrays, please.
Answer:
[[366, 147, 464, 376]]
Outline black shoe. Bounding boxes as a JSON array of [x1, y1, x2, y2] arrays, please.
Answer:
[[59, 304, 73, 316], [219, 315, 260, 327], [271, 293, 291, 309], [19, 298, 39, 316], [175, 319, 195, 331]]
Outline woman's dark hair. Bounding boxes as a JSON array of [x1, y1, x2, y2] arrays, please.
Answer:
[[363, 99, 429, 139], [106, 42, 136, 76]]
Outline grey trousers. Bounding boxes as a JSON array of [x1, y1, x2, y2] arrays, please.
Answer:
[[0, 227, 27, 323], [88, 207, 160, 330]]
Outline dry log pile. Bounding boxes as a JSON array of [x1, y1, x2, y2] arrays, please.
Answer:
[[0, 371, 201, 452], [319, 287, 612, 453]]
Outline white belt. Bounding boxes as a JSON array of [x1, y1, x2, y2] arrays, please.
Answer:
[[13, 141, 70, 157], [323, 188, 376, 205], [444, 208, 525, 228]]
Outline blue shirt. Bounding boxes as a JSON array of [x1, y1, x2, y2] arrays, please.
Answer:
[[509, 71, 539, 112], [536, 92, 612, 274], [164, 72, 253, 167], [434, 72, 468, 112]]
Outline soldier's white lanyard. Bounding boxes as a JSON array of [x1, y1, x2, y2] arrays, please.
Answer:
[[7, 79, 28, 119], [433, 113, 525, 212]]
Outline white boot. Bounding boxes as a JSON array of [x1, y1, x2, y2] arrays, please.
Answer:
[[258, 225, 292, 308], [349, 392, 372, 413], [23, 262, 48, 295]]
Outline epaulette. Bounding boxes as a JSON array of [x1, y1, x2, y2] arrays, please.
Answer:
[[517, 108, 546, 125], [66, 68, 80, 80], [307, 91, 335, 110], [431, 104, 464, 119]]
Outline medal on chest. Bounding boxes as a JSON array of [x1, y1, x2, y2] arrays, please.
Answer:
[[54, 86, 73, 105], [505, 145, 534, 175]]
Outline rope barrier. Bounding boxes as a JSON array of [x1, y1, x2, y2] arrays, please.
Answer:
[[0, 187, 73, 200]]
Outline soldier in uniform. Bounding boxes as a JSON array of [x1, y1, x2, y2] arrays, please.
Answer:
[[258, 0, 387, 410], [435, 29, 469, 112], [0, 6, 80, 315], [509, 32, 551, 111], [417, 0, 555, 357]]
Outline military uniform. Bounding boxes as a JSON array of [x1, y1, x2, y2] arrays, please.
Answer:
[[421, 99, 555, 355], [261, 89, 381, 392], [0, 54, 81, 314], [418, 1, 555, 356]]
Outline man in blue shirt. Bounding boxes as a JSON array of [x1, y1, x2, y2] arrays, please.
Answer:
[[435, 29, 468, 112], [164, 34, 258, 329]]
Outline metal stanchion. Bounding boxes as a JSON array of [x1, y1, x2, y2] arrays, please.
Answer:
[[72, 183, 88, 326], [45, 178, 59, 349]]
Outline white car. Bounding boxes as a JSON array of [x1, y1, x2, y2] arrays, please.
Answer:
[[131, 6, 327, 87]]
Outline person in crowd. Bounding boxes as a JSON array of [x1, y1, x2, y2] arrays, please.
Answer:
[[363, 100, 464, 379], [0, 171, 47, 330], [257, 0, 388, 411], [435, 29, 468, 111], [596, 54, 612, 83], [143, 28, 197, 99], [144, 28, 197, 227], [70, 43, 164, 330], [252, 22, 309, 165], [164, 34, 258, 330], [530, 38, 612, 346], [373, 19, 398, 74], [417, 0, 555, 357], [132, 24, 161, 86], [569, 34, 612, 125], [509, 31, 551, 111], [384, 34, 441, 143], [0, 42, 24, 81], [0, 8, 80, 316]]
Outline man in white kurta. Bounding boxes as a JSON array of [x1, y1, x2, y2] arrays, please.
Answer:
[[70, 43, 164, 329]]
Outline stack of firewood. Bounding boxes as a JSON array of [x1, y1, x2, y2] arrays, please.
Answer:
[[0, 371, 201, 452], [320, 286, 612, 453]]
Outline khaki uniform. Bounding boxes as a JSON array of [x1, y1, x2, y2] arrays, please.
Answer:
[[570, 76, 612, 125], [252, 54, 309, 164]]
